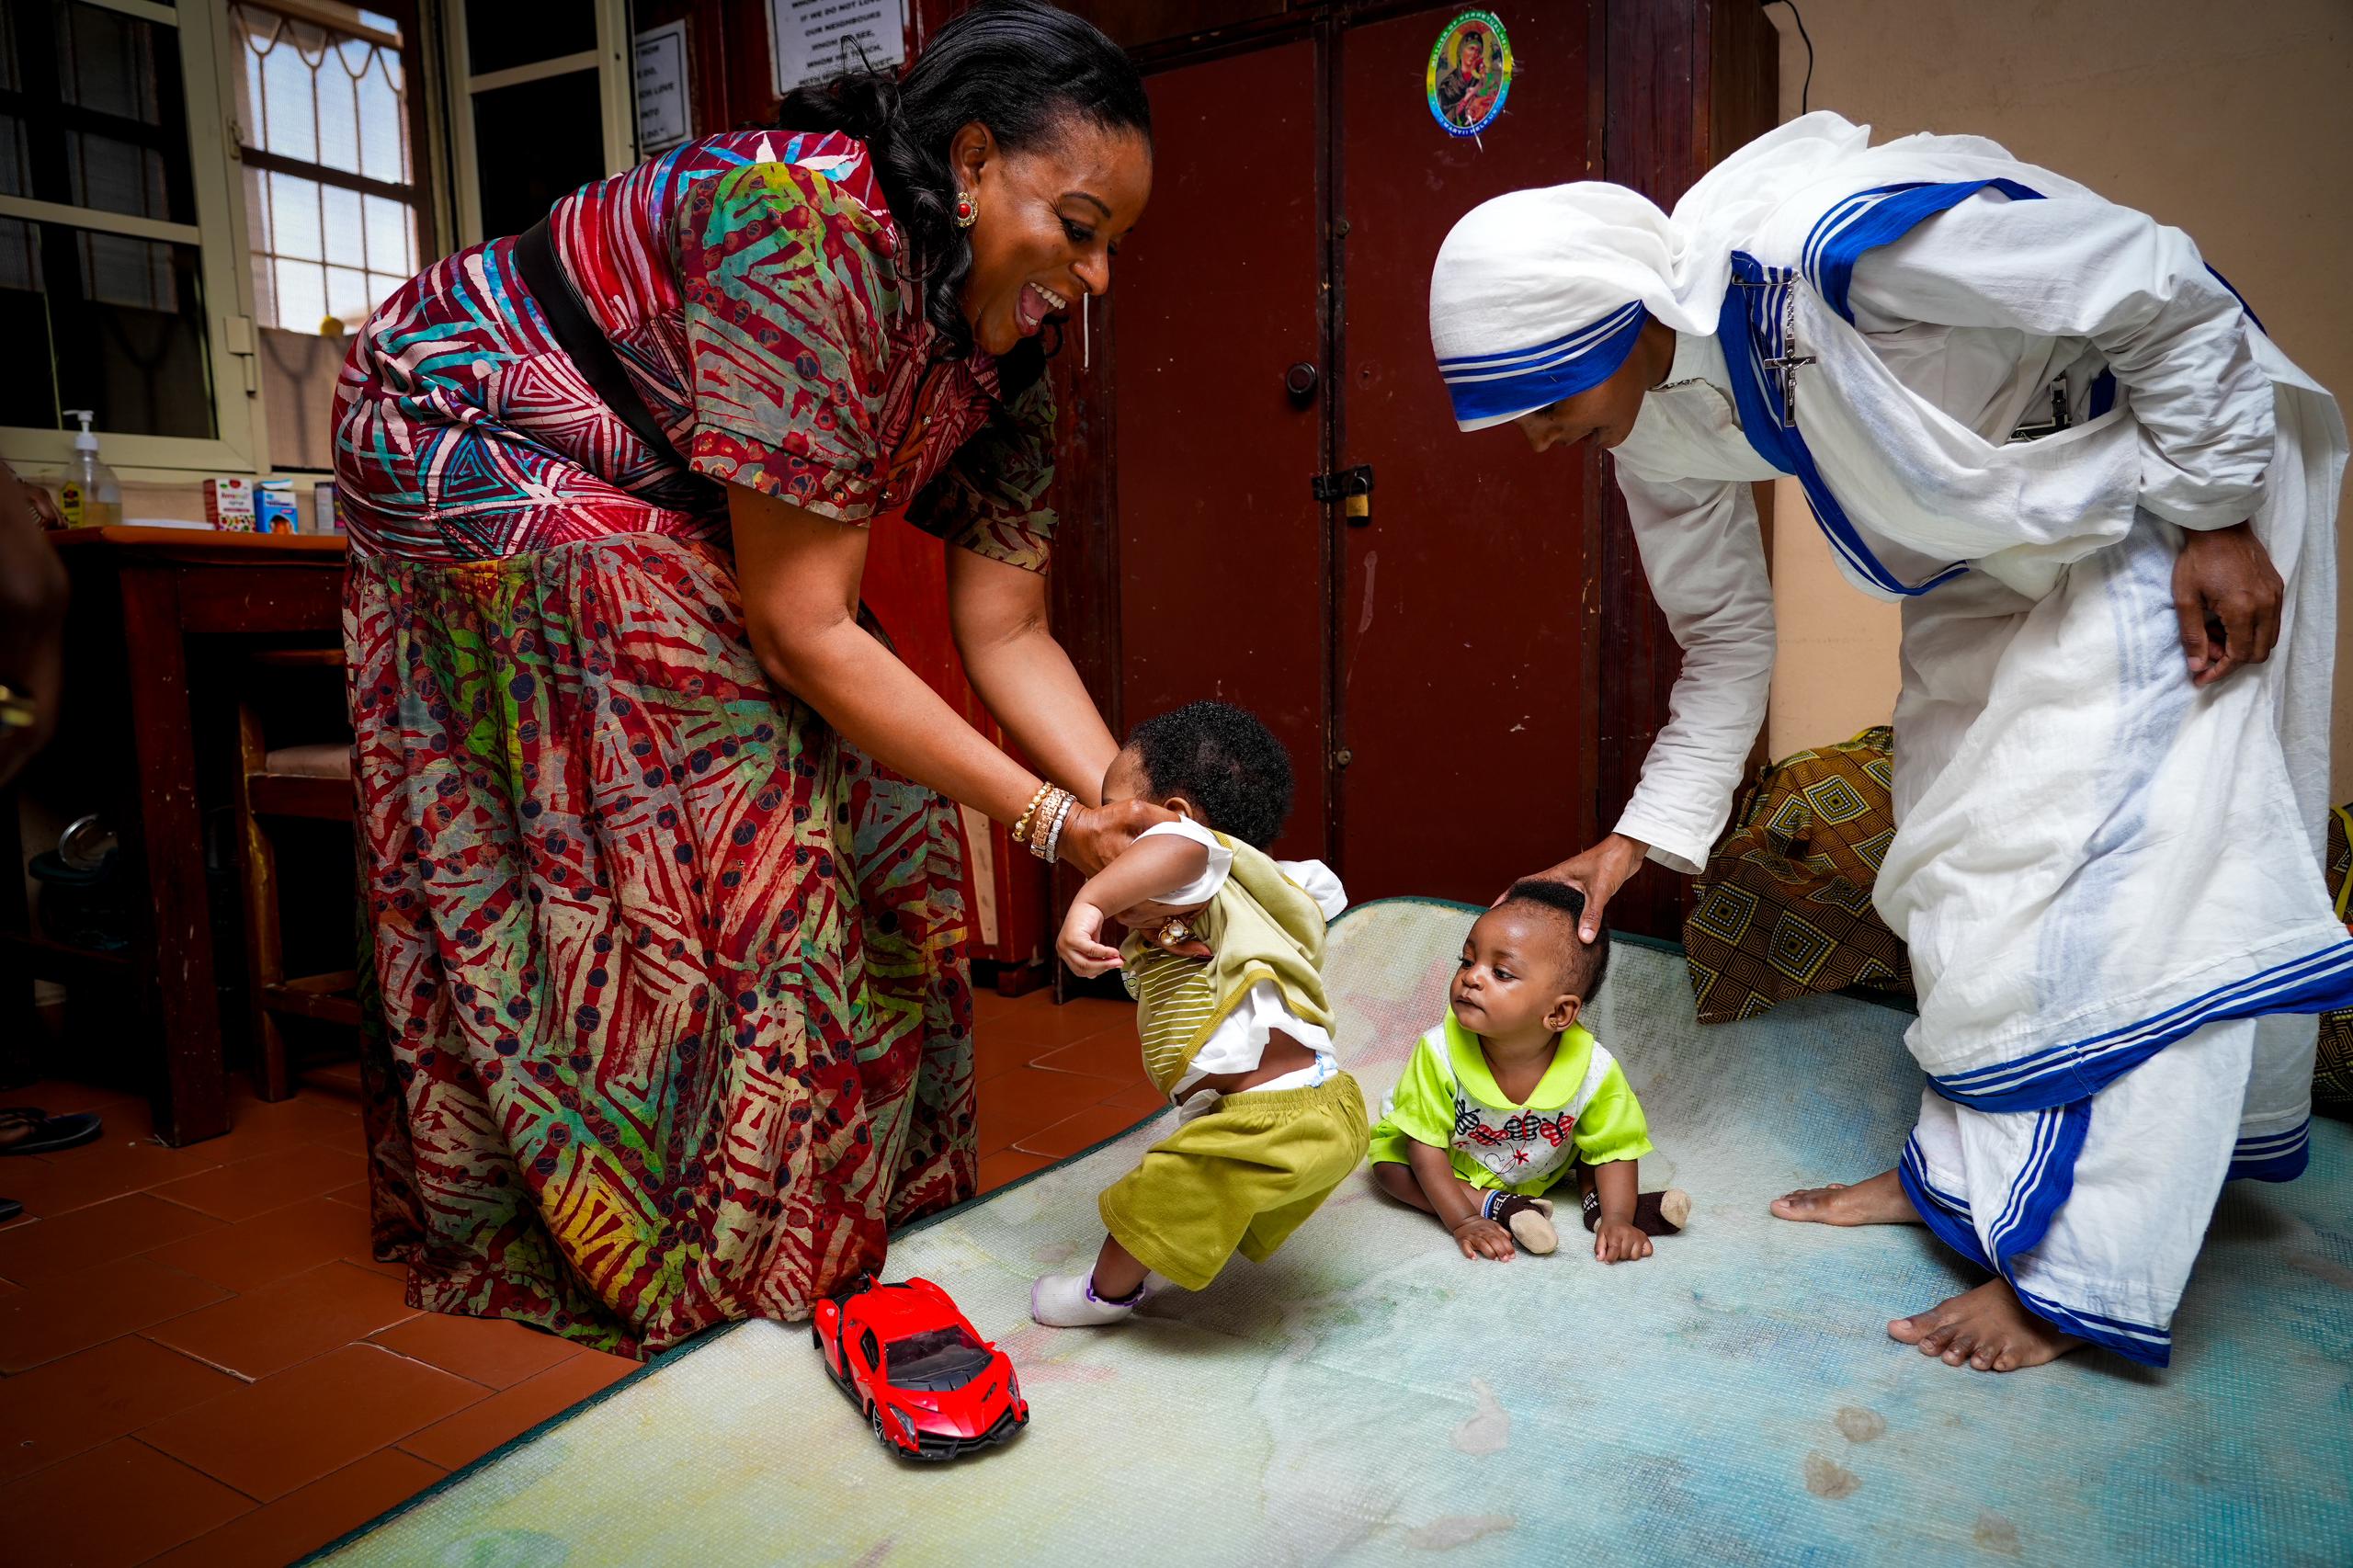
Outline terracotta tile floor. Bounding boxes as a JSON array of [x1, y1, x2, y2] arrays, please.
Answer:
[[0, 983, 1141, 1565]]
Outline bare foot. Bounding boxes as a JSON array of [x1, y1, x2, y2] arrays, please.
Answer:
[[1768, 1167, 1919, 1226], [1888, 1278, 2085, 1372]]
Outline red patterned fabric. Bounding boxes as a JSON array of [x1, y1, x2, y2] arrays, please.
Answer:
[[336, 131, 1056, 569], [334, 131, 1051, 1353]]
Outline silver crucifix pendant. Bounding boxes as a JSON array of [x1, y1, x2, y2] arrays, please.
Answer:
[[1760, 290, 1816, 417]]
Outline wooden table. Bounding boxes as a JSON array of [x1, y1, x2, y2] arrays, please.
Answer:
[[2, 527, 347, 1144]]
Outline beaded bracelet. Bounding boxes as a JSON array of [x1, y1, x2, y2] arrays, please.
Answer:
[[1010, 783, 1053, 848]]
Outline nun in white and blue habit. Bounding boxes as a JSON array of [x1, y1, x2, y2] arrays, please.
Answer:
[[1428, 111, 2347, 1370]]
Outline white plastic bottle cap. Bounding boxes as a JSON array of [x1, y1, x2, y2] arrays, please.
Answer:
[[63, 409, 98, 452]]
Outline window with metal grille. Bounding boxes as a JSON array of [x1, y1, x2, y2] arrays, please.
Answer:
[[231, 0, 423, 335]]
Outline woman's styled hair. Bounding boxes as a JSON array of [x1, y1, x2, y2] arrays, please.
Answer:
[[1130, 701, 1295, 850], [775, 0, 1150, 374]]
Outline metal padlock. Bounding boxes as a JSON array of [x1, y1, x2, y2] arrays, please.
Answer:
[[1312, 464, 1375, 525]]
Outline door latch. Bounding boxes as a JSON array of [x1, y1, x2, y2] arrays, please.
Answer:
[[1312, 464, 1374, 523]]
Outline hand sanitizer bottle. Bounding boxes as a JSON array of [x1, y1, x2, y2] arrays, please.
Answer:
[[59, 409, 122, 528]]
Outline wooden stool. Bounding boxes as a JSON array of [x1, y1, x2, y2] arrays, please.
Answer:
[[233, 648, 360, 1100]]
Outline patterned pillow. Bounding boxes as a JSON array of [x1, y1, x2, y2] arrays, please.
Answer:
[[2317, 808, 2353, 1118], [1683, 727, 1911, 1026]]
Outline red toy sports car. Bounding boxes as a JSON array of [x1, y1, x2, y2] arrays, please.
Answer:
[[813, 1276, 1029, 1460]]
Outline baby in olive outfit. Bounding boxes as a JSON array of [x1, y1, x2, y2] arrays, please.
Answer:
[[1033, 701, 1367, 1326]]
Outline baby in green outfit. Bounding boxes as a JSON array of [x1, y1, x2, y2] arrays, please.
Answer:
[[1370, 883, 1688, 1263]]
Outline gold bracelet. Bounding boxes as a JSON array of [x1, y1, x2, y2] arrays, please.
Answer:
[[1024, 787, 1074, 861], [1011, 781, 1049, 843], [1034, 789, 1072, 858], [1010, 783, 1052, 847]]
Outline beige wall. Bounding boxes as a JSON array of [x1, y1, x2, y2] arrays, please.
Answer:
[[1760, 0, 2353, 793]]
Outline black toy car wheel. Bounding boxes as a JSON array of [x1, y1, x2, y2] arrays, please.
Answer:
[[810, 1324, 823, 1350], [870, 1403, 892, 1451]]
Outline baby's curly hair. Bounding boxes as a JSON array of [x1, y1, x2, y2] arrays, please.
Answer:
[[1498, 880, 1610, 1001], [1128, 701, 1293, 849]]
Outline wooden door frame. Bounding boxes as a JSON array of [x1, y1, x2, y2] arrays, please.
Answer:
[[1593, 0, 1779, 939], [1313, 6, 1344, 882], [1048, 0, 1776, 938], [1321, 0, 1605, 895]]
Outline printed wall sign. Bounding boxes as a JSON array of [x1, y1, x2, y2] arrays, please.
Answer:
[[769, 0, 908, 96], [1427, 11, 1513, 137], [635, 20, 691, 153]]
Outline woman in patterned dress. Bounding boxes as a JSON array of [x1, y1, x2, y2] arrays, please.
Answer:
[[334, 2, 1154, 1355]]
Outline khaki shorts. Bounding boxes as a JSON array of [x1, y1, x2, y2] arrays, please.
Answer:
[[1098, 1072, 1369, 1292]]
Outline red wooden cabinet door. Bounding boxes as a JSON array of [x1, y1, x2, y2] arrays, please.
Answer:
[[1333, 1, 1602, 904], [1109, 41, 1331, 862]]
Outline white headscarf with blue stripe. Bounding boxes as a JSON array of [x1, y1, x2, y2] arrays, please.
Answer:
[[1428, 113, 1875, 432]]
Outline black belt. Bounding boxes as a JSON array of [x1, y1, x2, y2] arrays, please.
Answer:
[[513, 217, 723, 507]]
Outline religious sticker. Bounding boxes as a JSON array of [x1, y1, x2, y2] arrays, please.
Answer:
[[1427, 11, 1513, 138]]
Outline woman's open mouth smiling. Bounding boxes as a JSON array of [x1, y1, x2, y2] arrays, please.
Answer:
[[1016, 281, 1069, 335]]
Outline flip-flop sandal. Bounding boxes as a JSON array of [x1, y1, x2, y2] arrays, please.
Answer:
[[0, 1108, 103, 1156]]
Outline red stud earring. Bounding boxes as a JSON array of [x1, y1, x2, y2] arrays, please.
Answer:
[[953, 189, 977, 229]]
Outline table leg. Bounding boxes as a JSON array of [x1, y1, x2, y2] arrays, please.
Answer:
[[0, 783, 31, 1081], [119, 566, 228, 1144]]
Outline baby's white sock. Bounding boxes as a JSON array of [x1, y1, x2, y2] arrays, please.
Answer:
[[1029, 1270, 1167, 1327]]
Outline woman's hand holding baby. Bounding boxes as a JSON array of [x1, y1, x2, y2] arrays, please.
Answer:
[[1056, 799, 1176, 877]]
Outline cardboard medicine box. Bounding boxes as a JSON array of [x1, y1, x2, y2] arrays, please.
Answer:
[[255, 481, 298, 534], [205, 477, 256, 530]]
